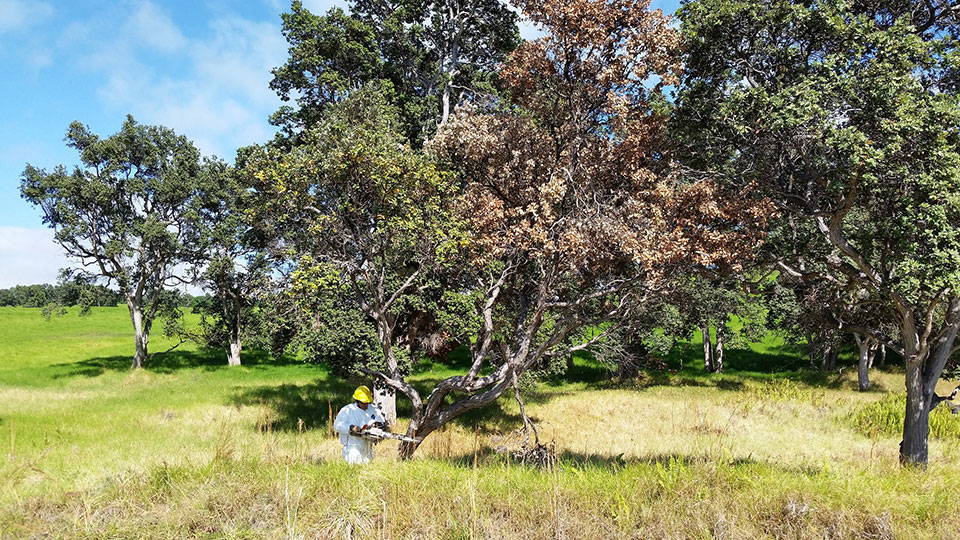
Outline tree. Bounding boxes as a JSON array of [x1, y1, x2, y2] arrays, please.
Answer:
[[672, 274, 767, 373], [390, 0, 773, 457], [245, 86, 460, 426], [269, 0, 519, 146], [192, 168, 271, 367], [674, 0, 960, 466], [21, 116, 227, 368]]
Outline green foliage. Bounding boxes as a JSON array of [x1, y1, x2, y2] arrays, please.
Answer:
[[269, 0, 519, 145], [674, 0, 960, 305], [846, 393, 960, 440], [247, 86, 466, 379], [20, 115, 230, 364]]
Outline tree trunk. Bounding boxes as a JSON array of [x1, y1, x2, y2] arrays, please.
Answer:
[[701, 323, 714, 372], [877, 344, 886, 368], [901, 360, 930, 467], [714, 324, 724, 373], [855, 334, 871, 392], [374, 378, 397, 429], [821, 342, 838, 371], [227, 336, 241, 367], [806, 331, 818, 369], [899, 304, 960, 468], [127, 297, 148, 369], [227, 299, 242, 366]]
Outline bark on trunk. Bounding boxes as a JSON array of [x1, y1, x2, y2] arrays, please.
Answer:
[[901, 360, 930, 467], [702, 323, 714, 373], [714, 325, 724, 373], [127, 298, 148, 369], [374, 378, 397, 429], [877, 344, 886, 368], [855, 335, 871, 392]]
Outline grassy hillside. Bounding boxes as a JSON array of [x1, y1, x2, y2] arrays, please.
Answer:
[[2, 306, 959, 539]]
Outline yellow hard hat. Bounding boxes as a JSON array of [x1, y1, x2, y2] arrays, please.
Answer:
[[353, 385, 373, 403]]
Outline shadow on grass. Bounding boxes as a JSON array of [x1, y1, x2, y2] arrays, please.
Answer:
[[231, 378, 358, 432], [441, 447, 769, 472], [231, 374, 534, 434], [52, 348, 300, 378], [437, 448, 840, 479]]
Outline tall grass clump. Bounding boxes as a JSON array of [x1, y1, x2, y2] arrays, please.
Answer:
[[846, 393, 960, 439]]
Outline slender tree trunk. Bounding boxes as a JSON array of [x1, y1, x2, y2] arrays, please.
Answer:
[[227, 334, 241, 367], [855, 334, 871, 391], [127, 297, 148, 369], [714, 325, 724, 373], [226, 298, 242, 366], [702, 322, 714, 372], [877, 344, 886, 368]]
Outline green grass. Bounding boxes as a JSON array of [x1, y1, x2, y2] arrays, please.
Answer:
[[2, 306, 960, 539]]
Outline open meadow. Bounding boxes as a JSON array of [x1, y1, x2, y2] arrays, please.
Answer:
[[2, 306, 960, 539]]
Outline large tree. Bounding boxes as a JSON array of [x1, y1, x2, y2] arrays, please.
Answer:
[[21, 116, 227, 368], [192, 166, 271, 367], [269, 0, 519, 145], [246, 86, 460, 426], [384, 0, 773, 457], [674, 0, 960, 466]]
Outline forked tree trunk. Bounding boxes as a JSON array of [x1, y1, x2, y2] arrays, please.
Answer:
[[702, 323, 714, 372], [714, 325, 724, 373], [900, 305, 960, 468], [855, 334, 872, 391], [127, 297, 149, 369]]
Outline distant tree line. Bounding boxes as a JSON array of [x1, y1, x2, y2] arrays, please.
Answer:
[[0, 283, 121, 308], [0, 283, 203, 310]]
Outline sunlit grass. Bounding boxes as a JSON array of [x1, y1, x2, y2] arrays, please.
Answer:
[[2, 306, 959, 538]]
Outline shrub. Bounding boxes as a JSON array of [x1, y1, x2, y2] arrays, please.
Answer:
[[846, 393, 960, 439]]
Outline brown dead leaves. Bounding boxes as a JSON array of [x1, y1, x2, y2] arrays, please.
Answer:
[[430, 0, 773, 280]]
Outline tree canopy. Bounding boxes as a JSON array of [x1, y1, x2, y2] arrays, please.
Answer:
[[21, 116, 228, 368], [674, 0, 960, 466], [269, 0, 520, 146]]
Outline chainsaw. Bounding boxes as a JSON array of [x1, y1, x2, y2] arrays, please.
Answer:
[[350, 422, 421, 444]]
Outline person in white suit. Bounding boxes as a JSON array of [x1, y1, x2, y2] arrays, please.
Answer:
[[333, 385, 385, 464]]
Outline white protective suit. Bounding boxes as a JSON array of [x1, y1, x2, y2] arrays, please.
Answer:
[[333, 402, 385, 464]]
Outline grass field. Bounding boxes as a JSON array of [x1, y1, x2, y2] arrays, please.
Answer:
[[2, 306, 960, 539]]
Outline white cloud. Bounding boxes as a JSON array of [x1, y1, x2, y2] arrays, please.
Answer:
[[0, 0, 53, 34], [0, 227, 77, 287], [127, 1, 187, 53], [68, 6, 290, 160]]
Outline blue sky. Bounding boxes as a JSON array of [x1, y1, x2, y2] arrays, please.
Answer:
[[0, 0, 681, 288]]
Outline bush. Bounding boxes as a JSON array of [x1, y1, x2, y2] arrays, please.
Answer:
[[846, 393, 960, 439]]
